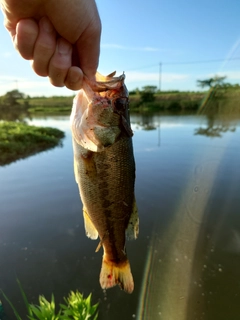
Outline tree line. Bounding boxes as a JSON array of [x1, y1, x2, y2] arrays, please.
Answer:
[[1, 75, 239, 108], [129, 76, 239, 104]]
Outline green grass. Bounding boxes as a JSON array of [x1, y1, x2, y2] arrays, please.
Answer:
[[0, 121, 65, 166], [129, 87, 240, 112], [18, 95, 74, 106], [17, 95, 73, 114], [28, 106, 71, 113], [129, 91, 205, 112]]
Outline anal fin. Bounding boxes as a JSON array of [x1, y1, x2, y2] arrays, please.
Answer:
[[126, 198, 139, 240], [95, 231, 109, 252], [83, 208, 98, 240]]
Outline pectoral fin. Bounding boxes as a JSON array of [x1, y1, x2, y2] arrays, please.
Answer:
[[126, 198, 139, 240], [83, 208, 98, 240]]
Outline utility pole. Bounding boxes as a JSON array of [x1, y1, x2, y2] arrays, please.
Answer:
[[159, 62, 162, 91]]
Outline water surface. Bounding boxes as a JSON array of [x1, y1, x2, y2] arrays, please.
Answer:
[[1, 111, 240, 320]]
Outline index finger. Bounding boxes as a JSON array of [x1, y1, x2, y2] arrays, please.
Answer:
[[74, 12, 101, 81]]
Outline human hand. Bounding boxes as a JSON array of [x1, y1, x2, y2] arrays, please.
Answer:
[[0, 0, 101, 90]]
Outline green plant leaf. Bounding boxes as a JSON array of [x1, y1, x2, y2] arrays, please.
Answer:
[[61, 290, 98, 320], [0, 290, 22, 320], [1, 280, 98, 320], [16, 278, 33, 317], [29, 305, 43, 319]]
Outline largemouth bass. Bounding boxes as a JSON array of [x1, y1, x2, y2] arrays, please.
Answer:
[[70, 72, 139, 293]]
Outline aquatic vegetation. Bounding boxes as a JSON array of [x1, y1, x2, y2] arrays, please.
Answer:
[[0, 279, 98, 320], [0, 121, 65, 166]]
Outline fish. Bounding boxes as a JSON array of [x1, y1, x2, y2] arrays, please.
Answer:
[[70, 72, 139, 293]]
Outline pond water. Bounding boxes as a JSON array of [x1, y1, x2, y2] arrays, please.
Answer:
[[1, 110, 240, 320]]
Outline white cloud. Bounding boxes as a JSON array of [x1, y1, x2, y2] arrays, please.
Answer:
[[0, 75, 18, 82], [0, 71, 191, 96], [207, 71, 240, 80], [101, 43, 160, 52], [163, 73, 190, 82], [0, 77, 74, 97], [220, 71, 240, 80]]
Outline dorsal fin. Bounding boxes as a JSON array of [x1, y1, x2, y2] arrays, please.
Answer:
[[126, 198, 139, 240]]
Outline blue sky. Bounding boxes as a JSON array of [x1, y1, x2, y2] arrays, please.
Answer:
[[1, 0, 240, 96]]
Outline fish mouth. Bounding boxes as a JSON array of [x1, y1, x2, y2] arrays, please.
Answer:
[[70, 72, 132, 152], [84, 72, 126, 93]]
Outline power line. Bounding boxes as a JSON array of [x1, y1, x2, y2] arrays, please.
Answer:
[[127, 56, 240, 71], [164, 57, 240, 65], [127, 63, 159, 71]]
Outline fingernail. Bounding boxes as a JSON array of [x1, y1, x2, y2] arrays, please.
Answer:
[[65, 67, 83, 90], [71, 72, 81, 83], [41, 17, 54, 33], [58, 38, 71, 54]]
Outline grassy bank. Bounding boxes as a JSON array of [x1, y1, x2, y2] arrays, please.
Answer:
[[129, 92, 203, 112], [27, 106, 71, 113], [129, 87, 240, 112], [19, 91, 204, 113], [16, 91, 203, 114], [0, 121, 65, 166], [18, 96, 73, 114]]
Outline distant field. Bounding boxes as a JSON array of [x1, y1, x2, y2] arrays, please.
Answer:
[[129, 87, 240, 112], [21, 95, 74, 106], [10, 86, 240, 114], [16, 95, 73, 113]]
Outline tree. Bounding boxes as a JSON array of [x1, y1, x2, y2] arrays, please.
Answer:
[[197, 78, 214, 89], [197, 75, 227, 89], [2, 89, 26, 106], [213, 75, 227, 87], [139, 85, 157, 103]]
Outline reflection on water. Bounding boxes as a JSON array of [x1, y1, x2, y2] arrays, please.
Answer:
[[0, 106, 31, 123], [195, 107, 238, 137], [0, 108, 240, 319], [135, 109, 240, 320]]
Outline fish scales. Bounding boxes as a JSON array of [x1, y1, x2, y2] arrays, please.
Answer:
[[74, 137, 135, 259], [71, 72, 139, 293]]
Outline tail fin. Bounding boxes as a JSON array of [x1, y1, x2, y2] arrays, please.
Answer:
[[99, 256, 134, 293]]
